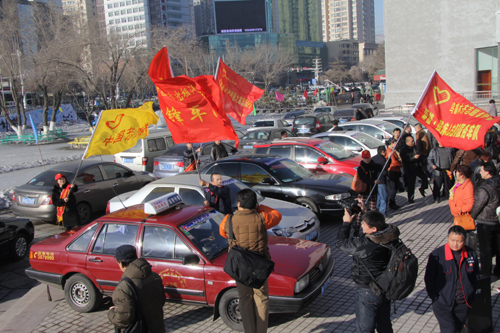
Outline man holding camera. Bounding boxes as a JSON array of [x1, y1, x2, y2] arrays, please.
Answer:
[[336, 200, 400, 333]]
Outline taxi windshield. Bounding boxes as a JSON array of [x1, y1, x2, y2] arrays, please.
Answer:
[[179, 211, 228, 259]]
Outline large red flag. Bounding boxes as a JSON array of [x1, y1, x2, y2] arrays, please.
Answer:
[[149, 48, 239, 147], [413, 71, 500, 150], [215, 59, 264, 125], [303, 89, 308, 100], [148, 47, 173, 82]]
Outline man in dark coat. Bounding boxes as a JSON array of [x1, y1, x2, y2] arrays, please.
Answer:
[[425, 226, 480, 333], [470, 161, 500, 277], [400, 136, 429, 203], [52, 173, 80, 231], [337, 207, 400, 333], [199, 173, 232, 215], [372, 145, 391, 216], [108, 245, 166, 333], [210, 140, 229, 162], [183, 142, 201, 171], [468, 151, 492, 189], [484, 127, 498, 164], [427, 143, 454, 203], [330, 119, 343, 131]]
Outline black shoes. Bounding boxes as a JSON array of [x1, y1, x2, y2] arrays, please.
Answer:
[[408, 200, 415, 204], [419, 188, 426, 197], [434, 198, 440, 204], [389, 204, 400, 210]]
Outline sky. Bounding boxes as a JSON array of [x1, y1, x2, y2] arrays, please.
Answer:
[[374, 0, 384, 36]]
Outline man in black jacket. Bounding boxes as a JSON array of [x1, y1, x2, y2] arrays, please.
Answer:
[[401, 136, 429, 203], [199, 173, 232, 215], [427, 143, 454, 203], [184, 143, 201, 171], [468, 151, 492, 189], [330, 119, 343, 131], [337, 205, 400, 333], [470, 161, 500, 277], [372, 145, 391, 217], [210, 140, 229, 162], [425, 226, 479, 333]]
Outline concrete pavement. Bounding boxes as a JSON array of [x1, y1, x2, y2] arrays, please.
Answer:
[[1, 191, 500, 333]]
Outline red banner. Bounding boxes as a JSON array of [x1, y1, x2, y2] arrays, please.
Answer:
[[303, 89, 308, 100], [149, 49, 239, 147], [148, 47, 173, 82], [413, 72, 500, 150], [215, 59, 264, 125]]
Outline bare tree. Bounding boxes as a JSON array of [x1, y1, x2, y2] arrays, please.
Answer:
[[348, 65, 363, 82], [253, 44, 293, 93], [361, 43, 385, 79], [325, 60, 351, 84]]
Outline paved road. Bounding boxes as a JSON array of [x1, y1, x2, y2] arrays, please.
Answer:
[[1, 192, 499, 332]]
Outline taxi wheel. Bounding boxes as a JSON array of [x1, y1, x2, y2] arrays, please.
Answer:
[[77, 203, 92, 225], [10, 233, 29, 261], [219, 289, 244, 332], [64, 274, 102, 312], [297, 197, 319, 214]]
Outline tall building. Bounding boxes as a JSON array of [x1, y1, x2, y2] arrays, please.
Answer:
[[150, 0, 193, 29], [276, 0, 322, 42], [321, 0, 375, 43], [193, 0, 214, 36], [61, 0, 96, 32]]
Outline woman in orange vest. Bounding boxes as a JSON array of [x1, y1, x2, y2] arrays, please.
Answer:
[[52, 173, 81, 231], [386, 138, 402, 210]]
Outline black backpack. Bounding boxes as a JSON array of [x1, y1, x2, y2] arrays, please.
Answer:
[[360, 240, 419, 301]]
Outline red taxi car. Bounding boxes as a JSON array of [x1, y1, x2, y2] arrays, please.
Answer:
[[254, 138, 362, 177], [26, 193, 334, 331]]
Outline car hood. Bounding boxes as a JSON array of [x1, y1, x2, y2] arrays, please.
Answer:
[[335, 154, 362, 167], [290, 173, 352, 191], [261, 197, 317, 228], [211, 237, 328, 278]]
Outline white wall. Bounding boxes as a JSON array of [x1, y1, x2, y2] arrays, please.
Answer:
[[384, 0, 499, 107]]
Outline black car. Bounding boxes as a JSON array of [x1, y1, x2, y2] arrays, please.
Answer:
[[291, 113, 336, 137], [239, 128, 295, 149], [283, 110, 309, 125], [199, 154, 354, 216], [0, 217, 35, 261], [352, 103, 378, 117], [333, 108, 370, 124]]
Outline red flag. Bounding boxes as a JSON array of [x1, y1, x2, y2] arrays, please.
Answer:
[[303, 89, 308, 100], [275, 91, 285, 102], [149, 48, 239, 147], [413, 71, 500, 150], [148, 47, 173, 82], [215, 59, 264, 125], [314, 88, 319, 96]]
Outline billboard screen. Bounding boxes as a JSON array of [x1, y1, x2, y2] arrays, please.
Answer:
[[215, 0, 267, 34]]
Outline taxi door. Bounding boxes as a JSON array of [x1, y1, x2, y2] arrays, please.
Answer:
[[141, 224, 207, 304]]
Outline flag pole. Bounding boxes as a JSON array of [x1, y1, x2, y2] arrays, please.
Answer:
[[214, 57, 221, 80], [363, 71, 436, 206]]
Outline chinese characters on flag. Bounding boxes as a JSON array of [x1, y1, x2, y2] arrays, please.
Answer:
[[215, 59, 264, 125], [84, 102, 159, 158], [413, 71, 500, 150]]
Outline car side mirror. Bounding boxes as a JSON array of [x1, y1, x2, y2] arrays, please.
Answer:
[[261, 177, 275, 185], [182, 254, 200, 265], [317, 157, 328, 164]]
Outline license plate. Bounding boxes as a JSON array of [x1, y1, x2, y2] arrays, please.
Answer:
[[339, 119, 347, 123], [299, 128, 309, 133], [243, 145, 253, 149], [123, 158, 133, 163], [160, 163, 173, 170], [321, 277, 331, 294], [21, 197, 35, 205], [306, 229, 318, 241]]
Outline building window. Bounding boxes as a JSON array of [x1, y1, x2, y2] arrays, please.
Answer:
[[115, 19, 120, 23], [107, 4, 113, 8], [477, 47, 498, 92], [109, 12, 114, 16], [139, 7, 144, 11], [126, 0, 131, 4], [121, 9, 125, 14], [109, 20, 114, 24], [122, 18, 127, 22], [113, 2, 119, 7], [120, 1, 125, 6], [127, 8, 132, 13], [133, 7, 138, 12]]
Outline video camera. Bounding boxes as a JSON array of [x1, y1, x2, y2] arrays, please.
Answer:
[[338, 199, 362, 216]]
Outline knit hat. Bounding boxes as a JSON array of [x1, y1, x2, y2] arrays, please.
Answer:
[[115, 245, 138, 261], [361, 150, 371, 159], [55, 173, 66, 181]]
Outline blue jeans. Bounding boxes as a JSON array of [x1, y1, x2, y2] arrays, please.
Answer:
[[355, 288, 393, 333], [377, 184, 388, 215]]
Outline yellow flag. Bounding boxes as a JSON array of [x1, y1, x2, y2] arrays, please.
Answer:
[[84, 102, 159, 159]]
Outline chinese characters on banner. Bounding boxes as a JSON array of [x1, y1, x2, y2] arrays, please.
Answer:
[[215, 59, 264, 125], [84, 102, 159, 158], [413, 71, 500, 150], [149, 47, 239, 147]]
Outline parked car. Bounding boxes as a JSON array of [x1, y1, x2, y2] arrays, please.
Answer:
[[0, 217, 34, 261], [291, 113, 336, 137], [239, 128, 295, 149], [247, 118, 291, 132], [254, 138, 361, 177], [339, 119, 402, 141], [11, 160, 155, 224], [283, 110, 309, 125], [199, 154, 353, 216], [373, 114, 420, 136], [26, 193, 334, 331], [107, 174, 320, 241], [332, 108, 369, 123], [351, 103, 378, 117], [312, 131, 384, 157], [153, 142, 237, 178], [312, 106, 338, 114], [114, 129, 174, 173]]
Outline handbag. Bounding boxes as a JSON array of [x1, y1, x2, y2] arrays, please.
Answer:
[[115, 277, 148, 333], [453, 213, 475, 231], [223, 215, 275, 289], [351, 165, 367, 193]]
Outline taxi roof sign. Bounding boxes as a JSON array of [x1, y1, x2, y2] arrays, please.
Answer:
[[144, 192, 183, 215]]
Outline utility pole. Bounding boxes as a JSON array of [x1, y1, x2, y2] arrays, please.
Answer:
[[16, 50, 25, 109], [313, 57, 322, 84]]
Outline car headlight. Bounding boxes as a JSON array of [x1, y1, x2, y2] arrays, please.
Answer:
[[325, 192, 351, 201], [295, 274, 310, 293], [272, 227, 298, 237]]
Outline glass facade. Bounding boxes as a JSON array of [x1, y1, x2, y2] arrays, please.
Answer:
[[278, 0, 322, 42], [477, 46, 498, 92]]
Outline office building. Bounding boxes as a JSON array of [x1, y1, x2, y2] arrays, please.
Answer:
[[276, 0, 322, 42], [194, 0, 214, 36]]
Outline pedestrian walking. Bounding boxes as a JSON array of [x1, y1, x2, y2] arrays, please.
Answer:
[[487, 99, 498, 117], [386, 138, 402, 210], [428, 142, 454, 203], [219, 189, 282, 333], [425, 226, 480, 333], [337, 204, 400, 333], [108, 245, 166, 333], [199, 173, 232, 215], [210, 140, 229, 162], [400, 136, 429, 203], [470, 161, 500, 277], [372, 145, 391, 216], [52, 173, 81, 231]]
